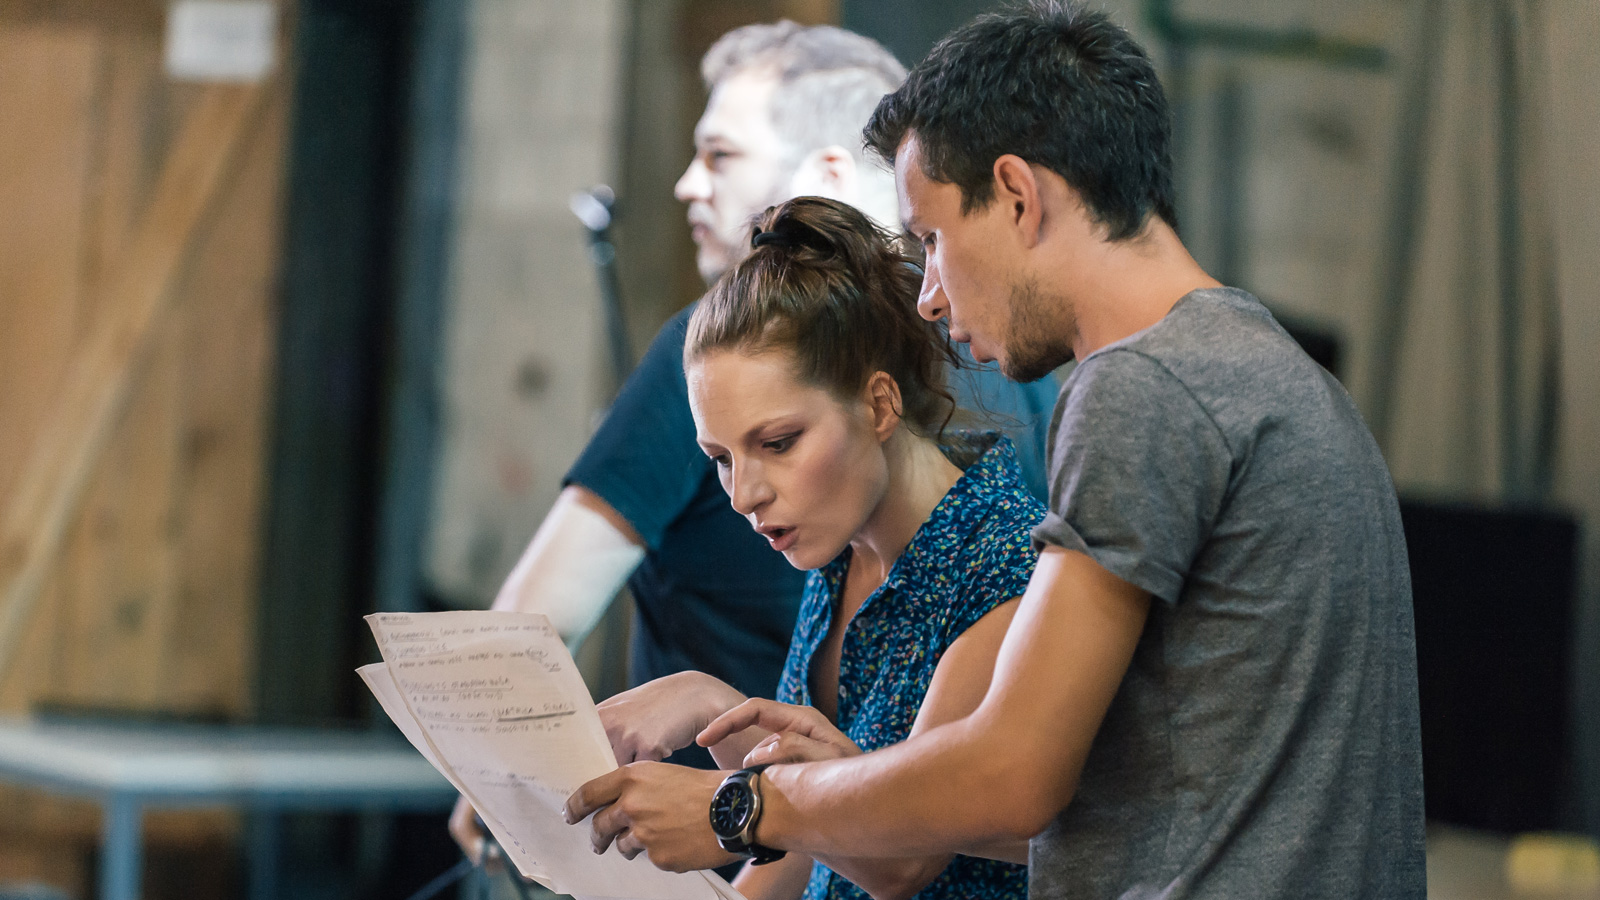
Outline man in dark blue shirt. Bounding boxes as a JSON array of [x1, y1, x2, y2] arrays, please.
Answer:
[[450, 18, 1059, 864]]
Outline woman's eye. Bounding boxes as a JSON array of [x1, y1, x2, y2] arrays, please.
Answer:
[[711, 454, 731, 469], [763, 434, 798, 453]]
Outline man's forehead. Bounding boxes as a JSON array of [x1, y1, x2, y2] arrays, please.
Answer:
[[695, 70, 781, 144], [894, 133, 932, 228]]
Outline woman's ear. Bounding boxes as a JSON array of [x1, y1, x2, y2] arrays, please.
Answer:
[[864, 371, 904, 442]]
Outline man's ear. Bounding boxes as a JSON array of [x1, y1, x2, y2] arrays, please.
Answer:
[[790, 146, 859, 201], [863, 371, 905, 442], [993, 154, 1044, 247]]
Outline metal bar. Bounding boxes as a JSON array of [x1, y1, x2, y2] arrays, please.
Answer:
[[1146, 0, 1387, 70], [1367, 0, 1443, 447], [247, 812, 282, 900], [101, 794, 143, 900], [1213, 70, 1248, 288], [1494, 1, 1525, 500]]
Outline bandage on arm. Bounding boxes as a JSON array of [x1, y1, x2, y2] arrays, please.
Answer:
[[491, 485, 646, 652]]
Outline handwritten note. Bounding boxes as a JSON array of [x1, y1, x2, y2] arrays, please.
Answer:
[[360, 611, 744, 900]]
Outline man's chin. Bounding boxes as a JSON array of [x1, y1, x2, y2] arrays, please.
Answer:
[[1000, 345, 1074, 383], [696, 250, 730, 286]]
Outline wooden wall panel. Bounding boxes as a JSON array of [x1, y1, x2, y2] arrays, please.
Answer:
[[0, 24, 100, 512], [0, 22, 281, 718], [0, 2, 290, 894]]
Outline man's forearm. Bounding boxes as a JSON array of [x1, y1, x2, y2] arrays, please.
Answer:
[[755, 709, 1059, 860], [754, 549, 1152, 860]]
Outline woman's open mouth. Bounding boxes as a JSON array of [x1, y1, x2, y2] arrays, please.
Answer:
[[758, 525, 798, 553]]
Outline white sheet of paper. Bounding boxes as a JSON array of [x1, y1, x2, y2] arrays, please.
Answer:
[[362, 611, 743, 900]]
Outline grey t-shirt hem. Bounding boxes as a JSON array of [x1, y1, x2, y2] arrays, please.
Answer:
[[1032, 511, 1185, 604]]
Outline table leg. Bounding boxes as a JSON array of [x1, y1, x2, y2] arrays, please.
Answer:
[[101, 795, 142, 900], [246, 811, 281, 900]]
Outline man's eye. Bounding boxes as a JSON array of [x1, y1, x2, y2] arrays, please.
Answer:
[[921, 233, 936, 249]]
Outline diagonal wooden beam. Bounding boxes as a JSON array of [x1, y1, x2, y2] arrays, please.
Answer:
[[0, 83, 270, 681]]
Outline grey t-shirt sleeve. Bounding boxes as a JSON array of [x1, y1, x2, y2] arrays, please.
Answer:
[[1032, 349, 1234, 604]]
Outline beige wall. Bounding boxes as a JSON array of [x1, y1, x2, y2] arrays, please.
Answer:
[[1544, 0, 1600, 828], [425, 0, 626, 605]]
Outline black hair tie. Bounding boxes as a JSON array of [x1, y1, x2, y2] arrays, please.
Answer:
[[751, 229, 790, 249]]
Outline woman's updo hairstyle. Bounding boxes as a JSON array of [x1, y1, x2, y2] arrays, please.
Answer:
[[685, 196, 958, 437]]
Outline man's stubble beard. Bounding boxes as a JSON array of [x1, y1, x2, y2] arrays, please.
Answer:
[[1000, 276, 1076, 383]]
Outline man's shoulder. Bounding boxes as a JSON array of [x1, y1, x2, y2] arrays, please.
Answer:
[[1074, 287, 1350, 445]]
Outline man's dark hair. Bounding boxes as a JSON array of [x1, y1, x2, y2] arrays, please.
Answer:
[[864, 0, 1176, 240]]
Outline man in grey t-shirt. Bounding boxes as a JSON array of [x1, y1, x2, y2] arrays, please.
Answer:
[[1028, 285, 1424, 896], [564, 4, 1426, 896]]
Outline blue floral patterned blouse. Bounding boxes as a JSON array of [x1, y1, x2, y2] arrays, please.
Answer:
[[776, 434, 1043, 900]]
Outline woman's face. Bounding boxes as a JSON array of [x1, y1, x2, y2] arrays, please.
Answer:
[[688, 347, 890, 570]]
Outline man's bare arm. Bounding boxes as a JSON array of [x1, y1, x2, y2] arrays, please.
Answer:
[[754, 547, 1149, 857], [565, 547, 1149, 873], [492, 484, 646, 644]]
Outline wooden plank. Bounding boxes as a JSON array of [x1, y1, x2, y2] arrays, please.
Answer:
[[49, 312, 185, 709], [161, 87, 288, 715], [0, 83, 268, 683], [0, 24, 101, 513], [78, 28, 164, 313]]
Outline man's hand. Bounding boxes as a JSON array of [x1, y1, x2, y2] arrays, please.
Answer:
[[598, 671, 747, 764], [702, 699, 862, 767], [449, 795, 493, 866], [564, 762, 741, 872]]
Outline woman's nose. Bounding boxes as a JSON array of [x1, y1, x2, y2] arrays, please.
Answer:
[[728, 461, 773, 516]]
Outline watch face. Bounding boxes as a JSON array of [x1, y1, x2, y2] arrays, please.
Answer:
[[710, 782, 754, 837]]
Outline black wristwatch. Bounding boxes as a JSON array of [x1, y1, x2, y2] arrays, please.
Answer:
[[708, 764, 786, 864]]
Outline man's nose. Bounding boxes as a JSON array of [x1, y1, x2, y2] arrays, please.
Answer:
[[916, 265, 947, 323], [675, 158, 709, 203]]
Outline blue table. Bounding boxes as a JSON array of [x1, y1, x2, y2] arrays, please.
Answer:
[[0, 716, 457, 900]]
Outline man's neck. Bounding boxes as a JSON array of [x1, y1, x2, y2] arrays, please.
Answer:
[[1060, 219, 1222, 360]]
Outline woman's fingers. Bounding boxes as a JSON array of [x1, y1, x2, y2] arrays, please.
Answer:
[[742, 730, 861, 766], [698, 698, 832, 747]]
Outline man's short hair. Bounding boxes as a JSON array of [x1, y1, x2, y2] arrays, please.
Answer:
[[864, 0, 1177, 240], [702, 21, 906, 167]]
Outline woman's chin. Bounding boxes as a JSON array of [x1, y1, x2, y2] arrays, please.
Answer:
[[780, 546, 819, 570], [780, 537, 849, 571]]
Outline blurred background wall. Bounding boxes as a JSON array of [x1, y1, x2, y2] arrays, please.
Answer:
[[0, 0, 1596, 897]]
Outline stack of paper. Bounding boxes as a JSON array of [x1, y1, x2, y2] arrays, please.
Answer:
[[359, 610, 744, 900]]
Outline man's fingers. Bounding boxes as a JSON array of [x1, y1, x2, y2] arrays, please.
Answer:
[[449, 796, 484, 863], [615, 829, 645, 860], [590, 801, 629, 855], [698, 698, 817, 747], [565, 768, 627, 824]]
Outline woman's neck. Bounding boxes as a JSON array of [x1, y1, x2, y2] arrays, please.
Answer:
[[848, 428, 962, 584]]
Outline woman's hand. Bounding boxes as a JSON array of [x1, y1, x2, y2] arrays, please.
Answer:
[[598, 671, 747, 764], [700, 698, 861, 766], [699, 697, 858, 751], [732, 701, 864, 762]]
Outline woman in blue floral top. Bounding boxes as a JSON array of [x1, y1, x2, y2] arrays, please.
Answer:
[[591, 197, 1043, 900]]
